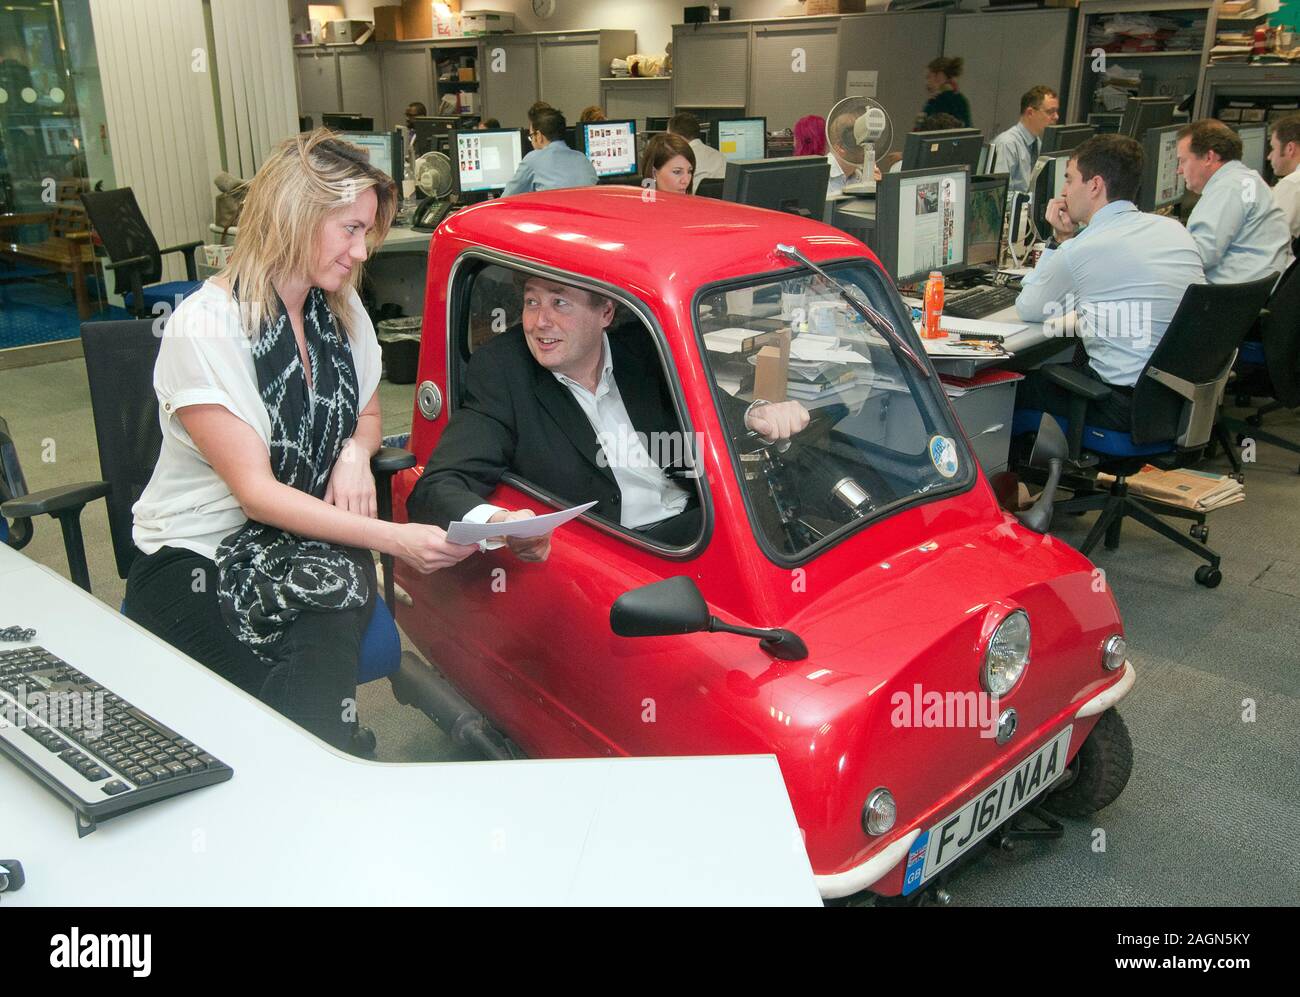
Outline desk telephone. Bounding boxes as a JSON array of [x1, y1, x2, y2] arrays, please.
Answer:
[[412, 198, 455, 232]]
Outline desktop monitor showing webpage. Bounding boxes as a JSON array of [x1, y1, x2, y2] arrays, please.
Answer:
[[582, 120, 638, 177], [1236, 124, 1268, 175], [1139, 123, 1186, 211], [968, 173, 1010, 268], [876, 166, 969, 286], [454, 129, 523, 194], [717, 118, 766, 161], [337, 131, 402, 186]]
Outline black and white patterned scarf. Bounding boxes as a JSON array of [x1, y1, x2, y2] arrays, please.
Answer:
[[214, 286, 370, 658]]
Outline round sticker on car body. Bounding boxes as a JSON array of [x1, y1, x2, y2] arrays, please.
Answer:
[[929, 435, 959, 478]]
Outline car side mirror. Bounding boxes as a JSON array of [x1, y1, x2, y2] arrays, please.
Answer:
[[610, 576, 710, 637]]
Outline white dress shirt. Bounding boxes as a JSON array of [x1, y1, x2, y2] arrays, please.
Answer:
[[1015, 200, 1206, 387], [1186, 159, 1293, 284], [990, 121, 1039, 194], [464, 334, 690, 540], [1270, 168, 1300, 239], [688, 137, 728, 190]]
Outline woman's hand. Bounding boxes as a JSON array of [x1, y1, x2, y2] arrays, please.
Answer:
[[391, 523, 479, 573], [324, 439, 377, 518]]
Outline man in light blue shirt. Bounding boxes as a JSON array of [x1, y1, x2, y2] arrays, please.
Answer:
[[501, 108, 597, 197], [990, 85, 1059, 193], [1177, 119, 1292, 284], [1015, 134, 1205, 429]]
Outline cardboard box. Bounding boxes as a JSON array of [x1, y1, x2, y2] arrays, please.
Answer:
[[401, 0, 432, 39], [460, 10, 515, 35], [458, 66, 476, 82], [434, 15, 463, 38], [323, 19, 372, 43], [802, 0, 867, 15], [373, 5, 403, 41]]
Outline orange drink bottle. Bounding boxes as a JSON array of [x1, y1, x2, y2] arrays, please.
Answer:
[[923, 271, 945, 339]]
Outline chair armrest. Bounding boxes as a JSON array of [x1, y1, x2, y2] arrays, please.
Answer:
[[1, 480, 110, 520], [104, 254, 153, 273], [160, 240, 203, 281], [1042, 364, 1113, 402], [371, 447, 417, 476]]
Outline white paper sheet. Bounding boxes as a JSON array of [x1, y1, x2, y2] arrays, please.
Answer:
[[445, 501, 598, 545]]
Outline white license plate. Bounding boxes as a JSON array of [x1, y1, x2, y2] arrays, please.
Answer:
[[901, 725, 1073, 895]]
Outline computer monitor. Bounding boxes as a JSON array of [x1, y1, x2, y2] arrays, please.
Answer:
[[1087, 112, 1122, 135], [336, 130, 404, 187], [1029, 151, 1071, 240], [677, 106, 738, 148], [1138, 124, 1186, 212], [967, 173, 1010, 268], [977, 142, 998, 175], [1040, 123, 1096, 155], [581, 119, 638, 178], [646, 115, 670, 131], [453, 129, 524, 195], [1119, 97, 1175, 141], [874, 166, 969, 285], [901, 128, 983, 173], [721, 156, 830, 219], [1236, 123, 1268, 175], [716, 117, 767, 161], [323, 112, 373, 131], [411, 115, 460, 156]]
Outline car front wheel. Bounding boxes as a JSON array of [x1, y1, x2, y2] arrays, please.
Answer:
[[1043, 708, 1133, 817]]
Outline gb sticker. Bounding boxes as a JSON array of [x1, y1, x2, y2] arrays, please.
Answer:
[[929, 435, 959, 478]]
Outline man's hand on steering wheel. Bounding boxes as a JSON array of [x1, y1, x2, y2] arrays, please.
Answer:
[[745, 399, 810, 442]]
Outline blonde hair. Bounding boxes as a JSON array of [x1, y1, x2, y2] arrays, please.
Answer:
[[218, 128, 397, 340]]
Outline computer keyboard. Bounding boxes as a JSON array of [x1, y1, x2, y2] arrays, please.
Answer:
[[0, 645, 232, 836], [943, 284, 1020, 320]]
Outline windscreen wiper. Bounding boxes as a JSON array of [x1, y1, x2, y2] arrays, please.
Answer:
[[775, 243, 930, 379]]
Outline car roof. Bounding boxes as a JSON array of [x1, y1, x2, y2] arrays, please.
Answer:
[[440, 186, 874, 298]]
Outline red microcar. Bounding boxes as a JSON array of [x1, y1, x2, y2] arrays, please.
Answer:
[[388, 186, 1135, 902]]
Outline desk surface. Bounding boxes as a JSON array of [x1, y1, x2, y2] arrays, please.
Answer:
[[0, 545, 819, 906], [378, 225, 435, 255]]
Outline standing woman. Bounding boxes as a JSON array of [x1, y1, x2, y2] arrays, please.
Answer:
[[641, 132, 696, 193], [126, 129, 476, 750], [922, 56, 972, 128]]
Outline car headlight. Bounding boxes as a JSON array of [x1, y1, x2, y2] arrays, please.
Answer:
[[983, 610, 1030, 695], [862, 788, 897, 836], [1102, 634, 1126, 671]]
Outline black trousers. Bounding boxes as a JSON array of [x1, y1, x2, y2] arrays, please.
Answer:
[[123, 545, 375, 751], [1015, 363, 1135, 432]]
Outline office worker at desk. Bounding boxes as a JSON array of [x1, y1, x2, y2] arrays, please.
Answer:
[[642, 133, 696, 194], [668, 112, 726, 192], [125, 131, 477, 749], [991, 86, 1060, 194], [1177, 119, 1293, 284], [1015, 134, 1206, 429], [501, 108, 597, 196], [1266, 113, 1300, 240], [406, 277, 809, 555]]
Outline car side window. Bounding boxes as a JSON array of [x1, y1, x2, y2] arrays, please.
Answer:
[[451, 260, 706, 551]]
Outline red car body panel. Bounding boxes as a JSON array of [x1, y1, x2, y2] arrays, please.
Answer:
[[388, 187, 1130, 892]]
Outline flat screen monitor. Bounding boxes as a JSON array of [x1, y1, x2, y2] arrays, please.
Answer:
[[716, 117, 767, 161], [1119, 97, 1175, 141], [411, 115, 459, 156], [967, 173, 1010, 268], [581, 119, 638, 177], [337, 130, 403, 186], [1087, 112, 1122, 135], [1139, 124, 1186, 212], [902, 128, 983, 173], [453, 129, 524, 195], [676, 106, 736, 148], [323, 112, 373, 131], [977, 142, 998, 175], [1040, 123, 1096, 155], [1236, 123, 1268, 175], [645, 115, 670, 131], [875, 166, 969, 285], [721, 156, 830, 220], [1029, 152, 1071, 240]]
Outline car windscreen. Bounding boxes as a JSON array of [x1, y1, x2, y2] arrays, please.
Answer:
[[695, 261, 974, 561]]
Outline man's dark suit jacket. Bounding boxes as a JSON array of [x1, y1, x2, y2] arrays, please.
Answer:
[[407, 326, 728, 532]]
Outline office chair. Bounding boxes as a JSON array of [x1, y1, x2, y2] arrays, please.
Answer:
[[1218, 257, 1300, 474], [1011, 277, 1276, 588], [79, 188, 203, 319], [2, 320, 415, 749]]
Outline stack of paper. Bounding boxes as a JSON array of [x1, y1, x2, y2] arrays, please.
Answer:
[[1096, 466, 1245, 512]]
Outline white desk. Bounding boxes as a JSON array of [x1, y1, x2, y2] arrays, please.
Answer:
[[378, 225, 435, 255], [0, 545, 820, 906]]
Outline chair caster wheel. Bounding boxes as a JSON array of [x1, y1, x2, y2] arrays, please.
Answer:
[[1195, 565, 1222, 588], [1190, 524, 1208, 542], [350, 724, 377, 757], [1235, 473, 1246, 484]]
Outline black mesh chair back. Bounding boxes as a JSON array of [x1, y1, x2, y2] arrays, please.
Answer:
[[0, 415, 33, 549], [80, 320, 164, 579], [80, 188, 162, 295], [1131, 277, 1276, 445], [1261, 258, 1300, 410]]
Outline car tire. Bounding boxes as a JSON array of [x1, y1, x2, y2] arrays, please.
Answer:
[[1042, 708, 1132, 817]]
